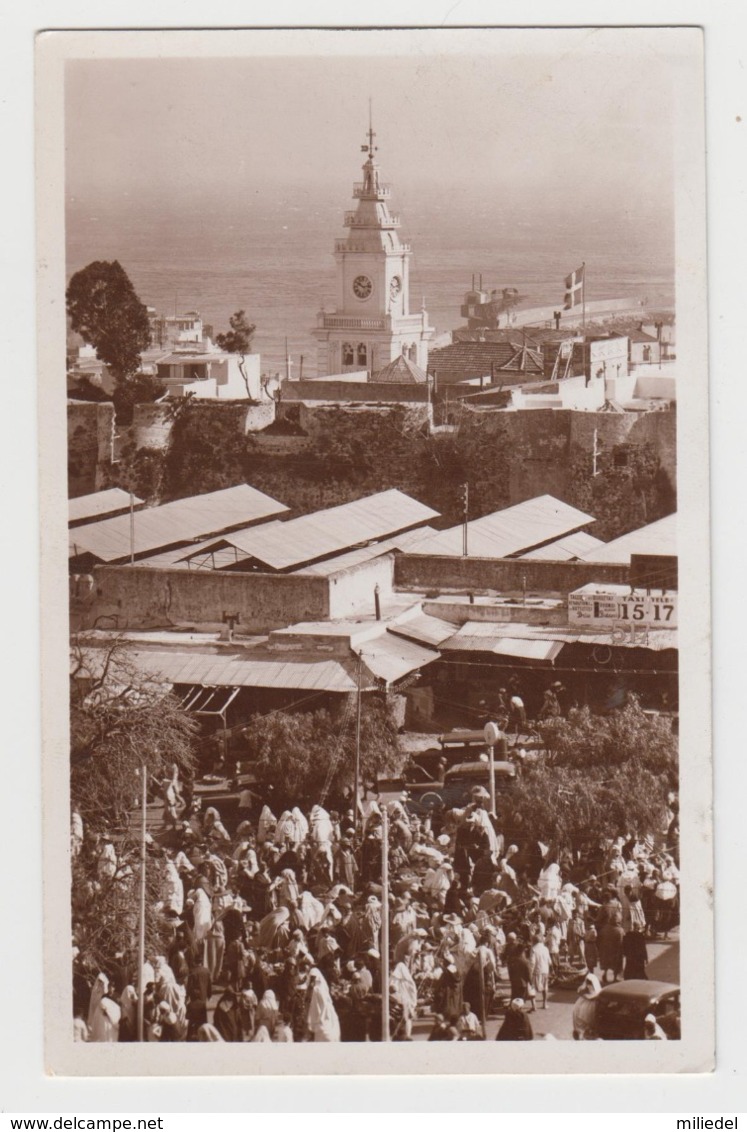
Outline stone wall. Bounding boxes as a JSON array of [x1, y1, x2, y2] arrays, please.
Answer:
[[71, 553, 398, 633], [132, 399, 277, 451], [108, 396, 675, 544], [394, 553, 630, 596], [74, 565, 331, 633], [281, 380, 431, 406], [67, 400, 115, 497]]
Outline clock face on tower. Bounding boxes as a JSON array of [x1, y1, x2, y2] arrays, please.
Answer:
[[352, 275, 373, 300]]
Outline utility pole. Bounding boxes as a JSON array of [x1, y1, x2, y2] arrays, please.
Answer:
[[581, 261, 587, 336], [129, 491, 136, 565], [462, 482, 469, 557], [592, 428, 601, 477], [136, 762, 147, 1042], [380, 807, 390, 1041], [353, 655, 363, 836]]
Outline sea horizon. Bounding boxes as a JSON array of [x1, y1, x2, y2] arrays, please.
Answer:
[[66, 183, 675, 375]]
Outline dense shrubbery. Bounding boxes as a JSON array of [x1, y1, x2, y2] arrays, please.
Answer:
[[509, 699, 677, 848], [242, 698, 402, 811]]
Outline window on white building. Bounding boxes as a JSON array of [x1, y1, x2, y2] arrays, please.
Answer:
[[342, 343, 355, 366], [357, 343, 367, 366]]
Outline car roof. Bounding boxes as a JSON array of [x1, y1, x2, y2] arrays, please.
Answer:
[[445, 760, 515, 776], [439, 731, 488, 746], [597, 980, 679, 1002]]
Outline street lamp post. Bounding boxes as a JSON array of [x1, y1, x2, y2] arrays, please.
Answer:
[[136, 760, 147, 1042], [483, 720, 503, 817], [380, 807, 390, 1042]]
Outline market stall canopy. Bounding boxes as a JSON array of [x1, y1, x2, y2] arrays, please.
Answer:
[[68, 484, 289, 563], [406, 495, 595, 559], [192, 490, 439, 572], [69, 488, 144, 528], [520, 531, 605, 561], [73, 645, 361, 693], [579, 513, 677, 565]]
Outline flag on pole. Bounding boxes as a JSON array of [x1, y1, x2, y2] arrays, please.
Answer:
[[563, 264, 585, 309]]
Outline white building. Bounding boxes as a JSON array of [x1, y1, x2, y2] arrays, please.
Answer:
[[155, 346, 262, 400], [312, 122, 434, 377]]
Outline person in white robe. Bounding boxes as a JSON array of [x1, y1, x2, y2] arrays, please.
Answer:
[[87, 973, 121, 1042], [390, 961, 418, 1039], [191, 885, 213, 944], [306, 968, 341, 1042]]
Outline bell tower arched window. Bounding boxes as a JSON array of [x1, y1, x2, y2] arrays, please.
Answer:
[[408, 344, 417, 362], [356, 343, 367, 366], [342, 343, 355, 366]]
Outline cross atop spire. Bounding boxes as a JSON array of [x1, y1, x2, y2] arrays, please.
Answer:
[[365, 98, 377, 159]]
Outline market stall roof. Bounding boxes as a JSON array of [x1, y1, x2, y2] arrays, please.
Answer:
[[357, 632, 439, 685], [520, 531, 606, 561], [69, 488, 143, 527], [441, 620, 677, 654], [68, 484, 289, 563], [296, 527, 437, 576], [441, 623, 564, 661], [406, 495, 595, 559], [388, 612, 459, 648], [194, 490, 439, 572], [180, 685, 242, 714], [73, 645, 360, 692], [579, 513, 677, 564]]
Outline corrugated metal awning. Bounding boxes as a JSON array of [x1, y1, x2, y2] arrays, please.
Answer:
[[74, 646, 359, 692], [198, 489, 440, 571], [388, 613, 458, 648], [441, 621, 676, 654], [491, 637, 565, 662], [68, 484, 289, 562], [358, 632, 439, 686], [407, 495, 595, 559], [180, 685, 241, 714], [69, 488, 143, 526]]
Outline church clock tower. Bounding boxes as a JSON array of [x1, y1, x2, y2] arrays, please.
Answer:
[[313, 121, 433, 377]]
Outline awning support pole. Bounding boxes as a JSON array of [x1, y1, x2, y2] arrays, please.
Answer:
[[381, 807, 390, 1041]]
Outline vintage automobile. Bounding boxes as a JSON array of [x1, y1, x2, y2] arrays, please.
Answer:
[[405, 757, 517, 815], [594, 979, 681, 1040]]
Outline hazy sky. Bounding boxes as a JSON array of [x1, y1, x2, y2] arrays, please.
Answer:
[[65, 33, 677, 217]]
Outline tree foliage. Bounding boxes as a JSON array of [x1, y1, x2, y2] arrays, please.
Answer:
[[111, 373, 165, 426], [538, 700, 678, 784], [66, 260, 151, 382], [508, 699, 677, 849], [509, 763, 671, 850], [242, 699, 401, 810], [161, 403, 248, 498], [72, 833, 171, 980], [216, 310, 256, 397], [70, 638, 198, 828]]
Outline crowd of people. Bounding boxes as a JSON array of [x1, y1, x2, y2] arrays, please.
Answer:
[[72, 775, 680, 1044]]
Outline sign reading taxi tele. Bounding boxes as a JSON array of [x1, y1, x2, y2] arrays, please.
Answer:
[[568, 584, 677, 629]]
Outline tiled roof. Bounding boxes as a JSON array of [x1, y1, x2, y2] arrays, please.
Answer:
[[429, 341, 544, 385], [373, 355, 429, 384]]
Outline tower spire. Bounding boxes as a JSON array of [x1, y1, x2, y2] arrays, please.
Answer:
[[367, 98, 377, 158]]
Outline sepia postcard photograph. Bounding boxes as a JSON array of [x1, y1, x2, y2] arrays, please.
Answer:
[[35, 25, 713, 1078]]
